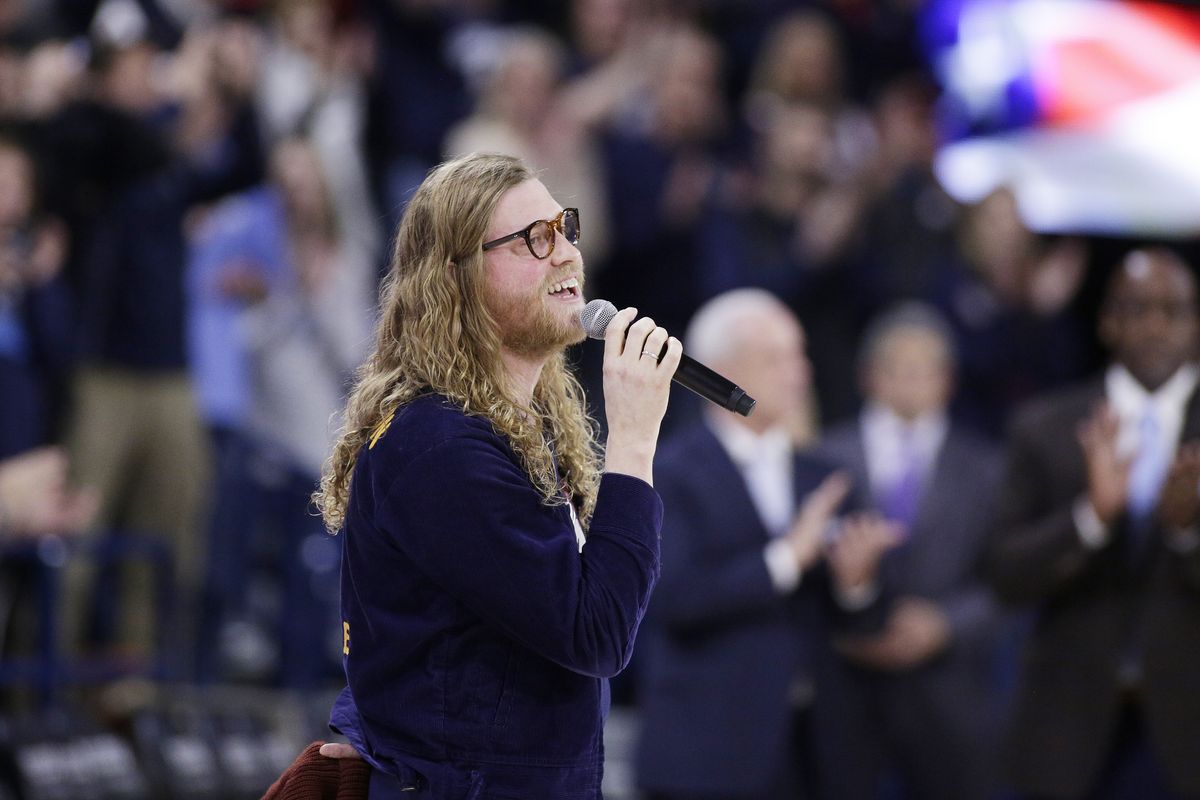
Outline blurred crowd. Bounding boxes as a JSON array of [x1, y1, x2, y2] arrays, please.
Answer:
[[0, 0, 1196, 798]]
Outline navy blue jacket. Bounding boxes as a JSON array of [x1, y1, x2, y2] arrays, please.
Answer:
[[329, 394, 662, 799], [635, 422, 880, 796]]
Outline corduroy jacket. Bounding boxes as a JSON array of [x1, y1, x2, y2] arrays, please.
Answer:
[[329, 394, 663, 799]]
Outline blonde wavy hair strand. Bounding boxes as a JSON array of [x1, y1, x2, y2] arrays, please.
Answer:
[[314, 153, 602, 533]]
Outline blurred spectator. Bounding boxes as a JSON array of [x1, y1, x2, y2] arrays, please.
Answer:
[[0, 444, 97, 681], [721, 8, 881, 423], [444, 25, 612, 264], [51, 10, 264, 667], [698, 100, 864, 425], [558, 20, 730, 437], [986, 248, 1200, 798], [0, 30, 86, 125], [558, 0, 659, 163], [189, 135, 372, 686], [255, 0, 380, 264], [54, 0, 186, 45], [743, 8, 876, 191], [824, 0, 927, 101], [20, 39, 86, 119], [0, 134, 74, 458], [256, 0, 337, 142], [933, 187, 1092, 438], [566, 0, 634, 72], [635, 288, 899, 800], [819, 303, 1005, 800], [238, 136, 371, 516], [362, 0, 472, 223], [848, 72, 962, 315], [700, 103, 844, 303], [823, 72, 965, 423], [596, 23, 727, 342], [187, 182, 277, 683]]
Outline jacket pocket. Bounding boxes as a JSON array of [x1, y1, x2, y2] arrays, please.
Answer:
[[489, 645, 522, 731], [463, 769, 485, 800]]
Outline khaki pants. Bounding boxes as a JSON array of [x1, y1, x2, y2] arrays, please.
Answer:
[[64, 366, 211, 666]]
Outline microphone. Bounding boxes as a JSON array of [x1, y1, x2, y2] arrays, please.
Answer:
[[580, 299, 756, 417]]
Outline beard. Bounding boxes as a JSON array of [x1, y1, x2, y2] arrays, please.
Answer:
[[486, 283, 586, 358]]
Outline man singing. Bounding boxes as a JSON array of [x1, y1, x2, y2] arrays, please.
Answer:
[[312, 153, 681, 798]]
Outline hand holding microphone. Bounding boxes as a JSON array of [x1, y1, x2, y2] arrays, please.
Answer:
[[580, 299, 757, 417], [595, 306, 682, 484]]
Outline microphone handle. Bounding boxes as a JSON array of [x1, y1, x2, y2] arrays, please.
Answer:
[[671, 353, 757, 417]]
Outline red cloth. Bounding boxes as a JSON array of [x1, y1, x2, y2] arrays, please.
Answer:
[[261, 741, 370, 800]]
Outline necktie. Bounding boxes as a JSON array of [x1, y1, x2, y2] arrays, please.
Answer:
[[882, 428, 923, 529], [1127, 406, 1171, 526], [1122, 406, 1171, 676]]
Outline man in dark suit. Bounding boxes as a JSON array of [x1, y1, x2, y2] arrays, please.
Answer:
[[987, 248, 1200, 799], [819, 303, 1006, 800], [634, 288, 899, 800]]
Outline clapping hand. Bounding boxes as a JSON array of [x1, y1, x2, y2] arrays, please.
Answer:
[[835, 595, 952, 671], [1077, 402, 1129, 526], [825, 511, 903, 594], [1158, 441, 1200, 532], [785, 471, 851, 572]]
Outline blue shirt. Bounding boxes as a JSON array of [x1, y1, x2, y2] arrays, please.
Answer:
[[186, 187, 289, 429], [329, 394, 663, 799]]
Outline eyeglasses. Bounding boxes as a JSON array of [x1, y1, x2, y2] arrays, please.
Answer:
[[482, 208, 580, 260]]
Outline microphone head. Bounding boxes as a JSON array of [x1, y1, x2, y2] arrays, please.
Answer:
[[580, 299, 618, 340]]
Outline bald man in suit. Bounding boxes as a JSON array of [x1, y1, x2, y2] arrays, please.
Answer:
[[634, 289, 898, 800]]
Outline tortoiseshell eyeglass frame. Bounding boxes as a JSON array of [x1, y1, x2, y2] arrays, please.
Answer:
[[481, 208, 581, 260]]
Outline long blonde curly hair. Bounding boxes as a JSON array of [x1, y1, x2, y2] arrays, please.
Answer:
[[314, 153, 602, 533]]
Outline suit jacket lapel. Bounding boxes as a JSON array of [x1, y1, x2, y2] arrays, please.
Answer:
[[695, 424, 774, 545], [843, 431, 872, 508], [1181, 384, 1200, 441], [1134, 382, 1200, 569], [908, 431, 961, 546], [899, 431, 973, 587]]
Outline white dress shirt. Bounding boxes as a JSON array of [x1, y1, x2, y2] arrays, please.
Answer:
[[1074, 363, 1200, 551], [860, 403, 949, 504], [708, 417, 801, 592], [708, 416, 883, 610]]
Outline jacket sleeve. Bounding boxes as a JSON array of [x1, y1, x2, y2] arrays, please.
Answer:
[[380, 431, 662, 679], [938, 452, 1006, 650], [649, 464, 882, 636], [648, 474, 785, 634], [1172, 540, 1200, 591], [985, 413, 1101, 605]]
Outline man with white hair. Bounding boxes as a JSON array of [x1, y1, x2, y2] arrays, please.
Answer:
[[634, 288, 898, 800]]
